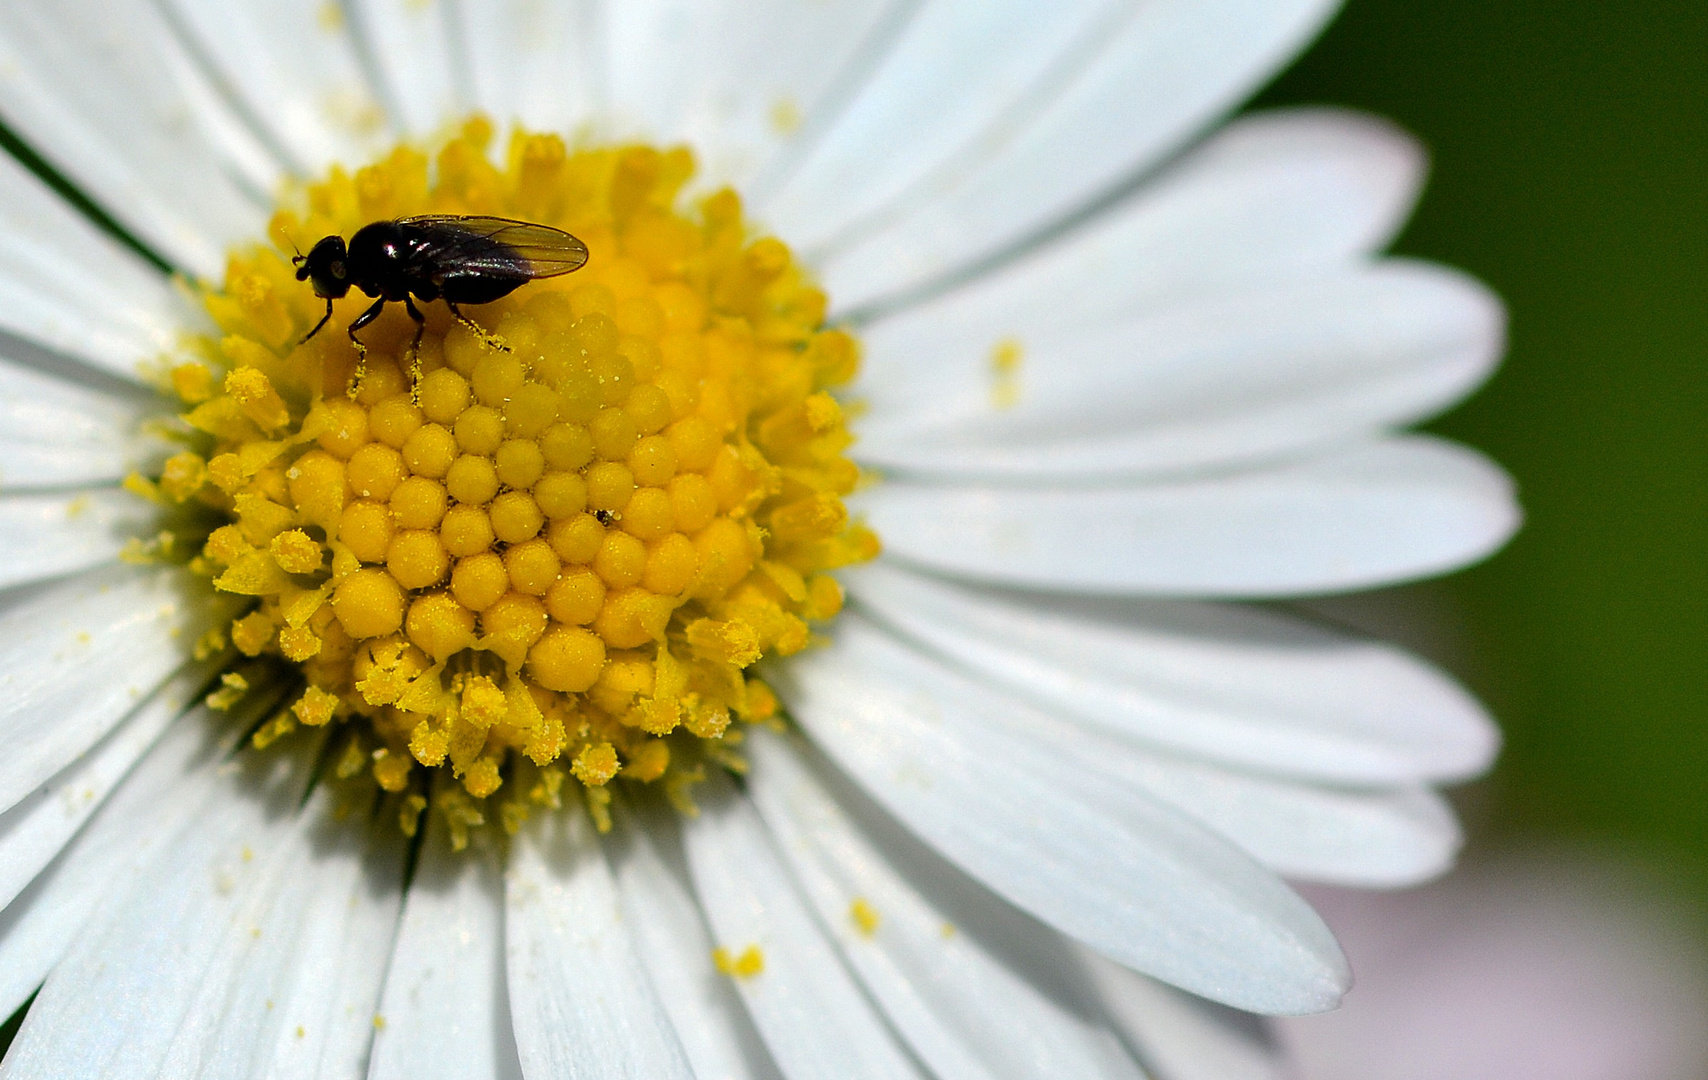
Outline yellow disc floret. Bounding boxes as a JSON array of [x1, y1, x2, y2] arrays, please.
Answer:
[[144, 119, 875, 844]]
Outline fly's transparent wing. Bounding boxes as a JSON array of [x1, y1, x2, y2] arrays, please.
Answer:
[[398, 215, 590, 278]]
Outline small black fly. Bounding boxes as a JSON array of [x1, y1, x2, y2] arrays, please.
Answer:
[[293, 215, 589, 396]]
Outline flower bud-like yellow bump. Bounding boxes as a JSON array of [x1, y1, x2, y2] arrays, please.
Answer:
[[146, 122, 875, 845]]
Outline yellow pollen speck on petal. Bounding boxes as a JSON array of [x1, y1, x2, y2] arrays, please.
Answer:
[[849, 897, 880, 938], [372, 1015, 386, 1031], [712, 944, 765, 979], [989, 337, 1023, 410], [769, 98, 802, 135], [133, 121, 875, 846]]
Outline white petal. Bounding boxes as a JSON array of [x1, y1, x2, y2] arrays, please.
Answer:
[[859, 435, 1520, 597], [245, 823, 406, 1080], [504, 806, 695, 1080], [0, 1, 275, 278], [598, 0, 699, 139], [773, 613, 1349, 1014], [841, 582, 1464, 883], [126, 786, 400, 1080], [819, 0, 1342, 313], [0, 360, 142, 447], [457, 0, 601, 133], [1080, 950, 1287, 1080], [0, 359, 154, 490], [682, 772, 930, 1079], [603, 0, 911, 186], [0, 154, 184, 379], [158, 0, 395, 172], [856, 263, 1503, 481], [1065, 734, 1461, 887], [846, 562, 1498, 784], [0, 489, 161, 591], [345, 0, 467, 138], [0, 444, 132, 493], [756, 0, 1120, 243], [746, 728, 1147, 1080], [608, 809, 785, 1080], [368, 824, 524, 1080], [0, 566, 214, 817], [0, 661, 213, 913], [852, 106, 1427, 339], [0, 701, 233, 1019], [0, 750, 332, 1078]]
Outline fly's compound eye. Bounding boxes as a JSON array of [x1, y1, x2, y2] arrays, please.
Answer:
[[329, 259, 347, 280]]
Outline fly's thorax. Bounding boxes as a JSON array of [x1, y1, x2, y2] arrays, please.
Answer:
[[132, 118, 876, 846]]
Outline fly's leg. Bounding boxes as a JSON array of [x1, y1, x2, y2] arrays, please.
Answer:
[[301, 298, 334, 345], [344, 298, 387, 400], [445, 300, 511, 353], [403, 296, 428, 404]]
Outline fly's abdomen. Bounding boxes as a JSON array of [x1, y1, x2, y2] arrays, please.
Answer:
[[437, 267, 531, 305]]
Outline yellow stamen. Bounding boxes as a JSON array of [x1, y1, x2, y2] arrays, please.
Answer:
[[134, 121, 874, 841], [206, 672, 250, 711]]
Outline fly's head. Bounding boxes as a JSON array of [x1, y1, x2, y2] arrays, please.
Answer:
[[295, 235, 353, 299]]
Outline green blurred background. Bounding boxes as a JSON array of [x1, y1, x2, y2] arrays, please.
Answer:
[[1259, 0, 1708, 897]]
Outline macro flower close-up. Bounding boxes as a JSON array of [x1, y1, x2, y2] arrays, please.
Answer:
[[0, 2, 1518, 1077]]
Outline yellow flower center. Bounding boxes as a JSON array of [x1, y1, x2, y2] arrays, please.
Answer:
[[134, 117, 875, 845]]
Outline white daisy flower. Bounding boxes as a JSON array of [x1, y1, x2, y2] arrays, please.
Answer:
[[0, 2, 1516, 1078]]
